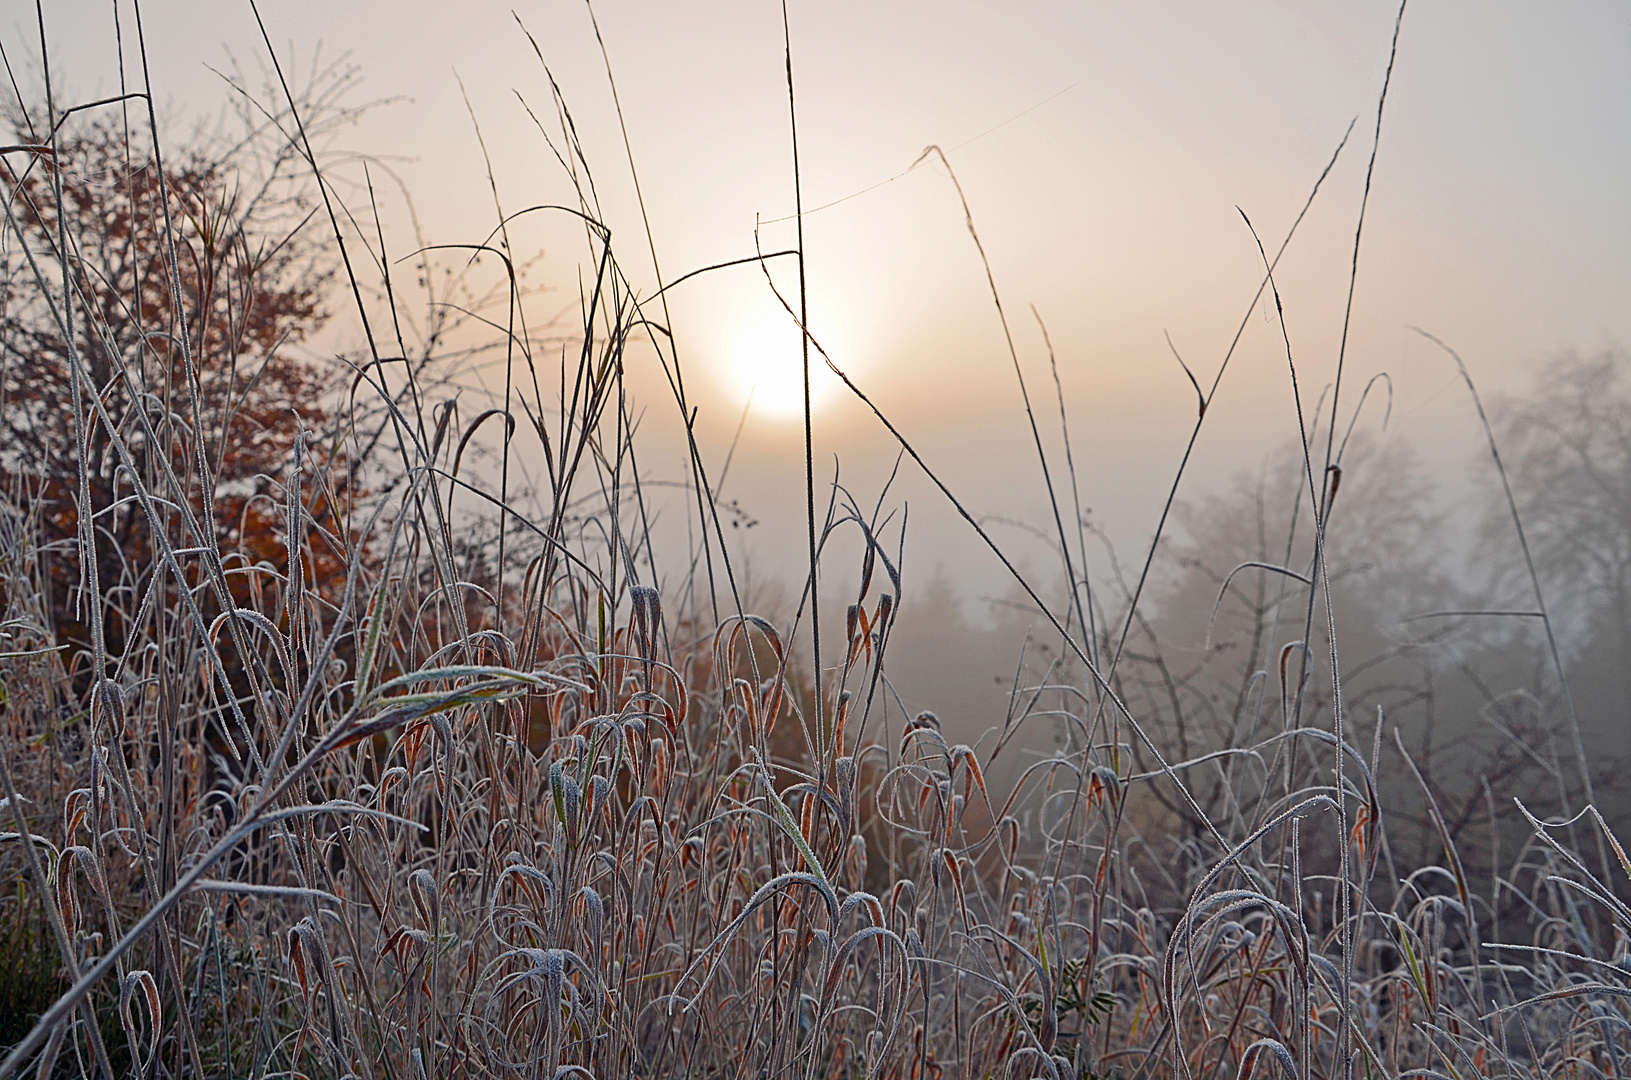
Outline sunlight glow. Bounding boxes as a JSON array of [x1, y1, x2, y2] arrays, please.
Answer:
[[724, 306, 842, 420]]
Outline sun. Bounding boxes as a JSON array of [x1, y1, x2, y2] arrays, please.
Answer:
[[724, 306, 842, 420]]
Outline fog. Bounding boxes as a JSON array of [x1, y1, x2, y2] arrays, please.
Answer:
[[33, 0, 1631, 769]]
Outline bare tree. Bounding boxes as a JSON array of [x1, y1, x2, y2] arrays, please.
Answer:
[[1485, 351, 1631, 796]]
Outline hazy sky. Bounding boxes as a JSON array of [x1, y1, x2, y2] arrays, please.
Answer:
[[35, 0, 1631, 612]]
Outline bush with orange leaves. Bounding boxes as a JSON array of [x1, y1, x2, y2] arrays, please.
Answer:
[[0, 112, 355, 694]]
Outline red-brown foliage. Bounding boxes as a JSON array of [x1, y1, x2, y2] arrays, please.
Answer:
[[0, 118, 348, 682]]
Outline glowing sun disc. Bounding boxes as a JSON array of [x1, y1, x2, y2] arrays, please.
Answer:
[[725, 307, 840, 419]]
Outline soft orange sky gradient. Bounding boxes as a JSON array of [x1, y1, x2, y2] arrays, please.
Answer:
[[36, 0, 1631, 610]]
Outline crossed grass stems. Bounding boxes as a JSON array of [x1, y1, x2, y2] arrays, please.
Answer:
[[0, 1, 1626, 1078]]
